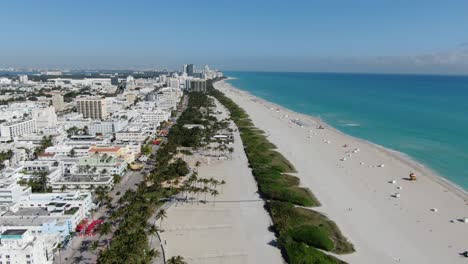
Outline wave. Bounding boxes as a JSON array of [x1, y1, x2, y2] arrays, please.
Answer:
[[342, 123, 361, 127]]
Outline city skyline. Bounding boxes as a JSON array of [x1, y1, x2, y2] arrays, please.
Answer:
[[1, 0, 468, 74]]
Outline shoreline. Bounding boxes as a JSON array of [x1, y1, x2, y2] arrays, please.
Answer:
[[216, 77, 468, 264], [223, 77, 467, 201]]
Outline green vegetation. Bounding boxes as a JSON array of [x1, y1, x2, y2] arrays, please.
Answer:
[[27, 171, 53, 193], [140, 143, 152, 156], [34, 135, 53, 157], [0, 150, 13, 170], [99, 91, 227, 263], [209, 79, 354, 264], [64, 87, 92, 102]]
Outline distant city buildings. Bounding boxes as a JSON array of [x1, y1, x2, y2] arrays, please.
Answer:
[[19, 75, 28, 84], [0, 65, 222, 262], [186, 64, 194, 76]]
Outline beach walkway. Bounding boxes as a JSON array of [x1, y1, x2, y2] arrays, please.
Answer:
[[157, 97, 283, 264]]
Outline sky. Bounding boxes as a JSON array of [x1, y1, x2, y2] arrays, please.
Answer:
[[1, 0, 468, 74]]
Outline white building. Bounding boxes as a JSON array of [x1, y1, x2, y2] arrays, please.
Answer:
[[51, 93, 65, 112], [0, 78, 12, 85], [19, 75, 28, 84], [87, 120, 128, 136], [16, 192, 93, 221], [44, 145, 73, 157], [140, 109, 170, 126], [0, 179, 32, 206], [126, 75, 135, 90], [32, 107, 57, 129], [166, 77, 180, 89], [0, 229, 52, 264], [75, 97, 108, 120], [115, 128, 146, 143], [0, 119, 37, 139]]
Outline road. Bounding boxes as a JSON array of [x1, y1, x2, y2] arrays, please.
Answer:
[[55, 146, 158, 264], [56, 94, 189, 264]]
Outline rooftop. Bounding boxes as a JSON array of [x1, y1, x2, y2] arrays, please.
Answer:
[[2, 229, 27, 236], [89, 146, 121, 153]]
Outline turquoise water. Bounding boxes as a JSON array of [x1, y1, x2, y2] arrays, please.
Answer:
[[226, 71, 468, 190]]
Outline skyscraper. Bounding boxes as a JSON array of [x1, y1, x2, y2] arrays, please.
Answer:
[[187, 64, 194, 76]]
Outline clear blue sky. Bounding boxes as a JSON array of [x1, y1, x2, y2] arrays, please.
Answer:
[[1, 0, 468, 74]]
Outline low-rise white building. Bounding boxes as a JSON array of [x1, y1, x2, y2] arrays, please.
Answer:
[[115, 128, 147, 143], [88, 120, 128, 136], [0, 229, 53, 264], [0, 119, 37, 139], [0, 179, 32, 206], [32, 107, 57, 129]]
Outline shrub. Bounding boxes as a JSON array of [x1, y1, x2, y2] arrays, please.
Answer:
[[290, 225, 334, 251]]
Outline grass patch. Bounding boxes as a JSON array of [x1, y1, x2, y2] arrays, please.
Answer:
[[268, 201, 354, 254], [282, 238, 347, 264], [236, 118, 254, 127], [267, 150, 297, 173]]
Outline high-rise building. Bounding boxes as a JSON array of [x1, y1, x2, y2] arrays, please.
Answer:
[[184, 79, 191, 91], [190, 79, 207, 93], [186, 64, 194, 76], [182, 64, 188, 74], [126, 75, 135, 90], [76, 97, 108, 120], [111, 76, 120, 85], [51, 93, 65, 112], [19, 75, 28, 84]]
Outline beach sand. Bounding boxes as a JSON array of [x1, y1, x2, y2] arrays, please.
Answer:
[[215, 79, 468, 264], [158, 97, 283, 264]]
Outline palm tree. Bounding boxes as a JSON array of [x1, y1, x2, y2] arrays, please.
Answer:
[[202, 186, 209, 201], [146, 224, 160, 244], [211, 190, 219, 205], [220, 180, 226, 193], [146, 249, 160, 260], [208, 177, 215, 188], [156, 209, 167, 228], [98, 222, 112, 237], [167, 255, 187, 264], [173, 178, 180, 187]]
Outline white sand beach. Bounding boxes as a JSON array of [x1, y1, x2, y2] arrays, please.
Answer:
[[214, 79, 468, 264], [158, 98, 283, 264]]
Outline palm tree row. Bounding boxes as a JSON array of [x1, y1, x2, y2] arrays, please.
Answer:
[[98, 91, 231, 263], [177, 173, 226, 204]]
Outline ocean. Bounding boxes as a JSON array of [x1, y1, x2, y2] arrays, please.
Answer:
[[225, 71, 468, 190]]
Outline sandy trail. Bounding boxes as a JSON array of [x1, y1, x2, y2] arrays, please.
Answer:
[[158, 97, 283, 264]]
